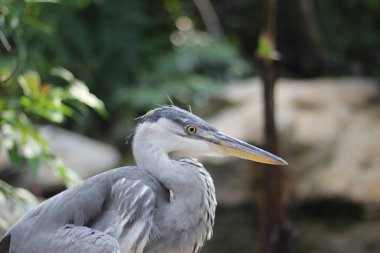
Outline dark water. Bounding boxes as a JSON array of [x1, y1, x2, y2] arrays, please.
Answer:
[[202, 205, 380, 253]]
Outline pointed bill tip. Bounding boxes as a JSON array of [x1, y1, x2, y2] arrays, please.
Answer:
[[208, 132, 288, 166]]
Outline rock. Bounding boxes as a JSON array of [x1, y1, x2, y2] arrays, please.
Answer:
[[202, 206, 380, 253], [0, 126, 121, 192], [204, 77, 380, 205], [205, 158, 257, 207], [0, 180, 38, 236]]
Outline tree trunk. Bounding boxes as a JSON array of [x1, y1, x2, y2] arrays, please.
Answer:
[[254, 0, 293, 252]]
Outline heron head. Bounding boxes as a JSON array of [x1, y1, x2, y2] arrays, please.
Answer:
[[133, 106, 287, 166]]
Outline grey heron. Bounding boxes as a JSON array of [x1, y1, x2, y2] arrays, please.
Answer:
[[0, 105, 287, 253]]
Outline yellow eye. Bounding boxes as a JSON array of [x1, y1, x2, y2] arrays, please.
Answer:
[[185, 125, 197, 134]]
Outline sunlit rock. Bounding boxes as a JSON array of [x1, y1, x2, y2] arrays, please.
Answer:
[[204, 77, 380, 205], [0, 180, 38, 235], [0, 126, 121, 192]]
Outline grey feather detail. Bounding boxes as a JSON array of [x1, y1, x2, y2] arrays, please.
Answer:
[[108, 178, 157, 253], [137, 106, 217, 132], [7, 225, 120, 253], [50, 225, 120, 253], [2, 167, 161, 253], [199, 167, 217, 240], [196, 165, 217, 250], [169, 190, 175, 203], [177, 158, 217, 252], [177, 157, 203, 168]]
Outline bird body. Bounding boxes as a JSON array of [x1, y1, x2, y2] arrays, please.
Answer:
[[0, 106, 286, 253], [2, 164, 215, 253]]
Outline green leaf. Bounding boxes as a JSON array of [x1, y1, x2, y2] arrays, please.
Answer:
[[24, 0, 59, 3], [24, 17, 54, 34], [50, 67, 75, 82], [60, 103, 74, 116], [20, 96, 33, 110], [22, 137, 42, 158], [51, 67, 108, 117], [18, 71, 41, 96], [69, 81, 108, 117], [54, 161, 81, 187], [40, 110, 65, 123], [257, 34, 275, 59], [61, 0, 92, 9], [7, 143, 20, 166], [26, 156, 40, 174]]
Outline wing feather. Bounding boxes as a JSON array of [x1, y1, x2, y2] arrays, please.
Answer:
[[1, 168, 159, 253], [106, 178, 157, 253], [43, 225, 120, 253]]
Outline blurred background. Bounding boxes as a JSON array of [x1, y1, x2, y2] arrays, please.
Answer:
[[1, 0, 380, 252]]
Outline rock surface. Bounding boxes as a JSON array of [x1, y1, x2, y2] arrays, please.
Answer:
[[0, 126, 121, 192], [0, 180, 38, 235], [204, 77, 380, 205]]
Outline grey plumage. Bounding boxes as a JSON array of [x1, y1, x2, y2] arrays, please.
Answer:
[[0, 106, 286, 253]]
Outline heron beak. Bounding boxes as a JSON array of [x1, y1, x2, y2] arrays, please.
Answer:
[[207, 132, 288, 165]]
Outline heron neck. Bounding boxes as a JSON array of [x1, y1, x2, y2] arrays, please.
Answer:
[[132, 122, 204, 191], [133, 140, 201, 192]]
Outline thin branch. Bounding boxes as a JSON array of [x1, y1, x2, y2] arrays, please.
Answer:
[[0, 14, 20, 84], [0, 30, 12, 52], [0, 51, 20, 84], [193, 0, 225, 41]]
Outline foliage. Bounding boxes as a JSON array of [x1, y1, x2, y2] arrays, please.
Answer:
[[1, 0, 249, 143], [0, 0, 249, 176], [213, 0, 380, 78], [316, 0, 380, 77], [0, 68, 106, 186], [0, 0, 107, 185], [115, 19, 249, 112], [2, 0, 378, 167]]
